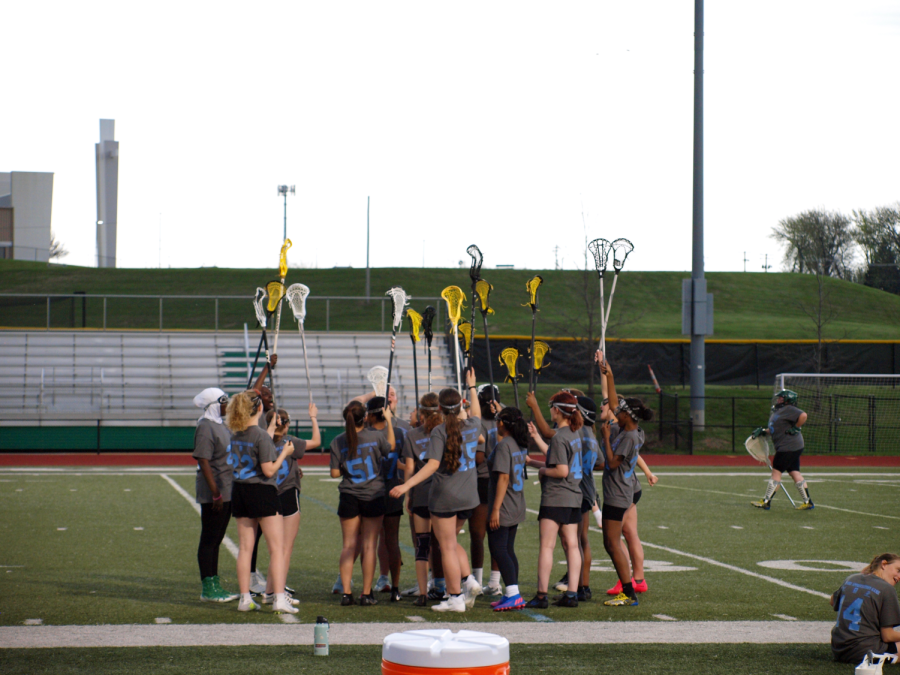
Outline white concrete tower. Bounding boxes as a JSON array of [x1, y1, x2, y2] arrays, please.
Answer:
[[95, 119, 119, 267]]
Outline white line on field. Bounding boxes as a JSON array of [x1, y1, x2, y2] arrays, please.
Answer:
[[160, 474, 239, 560], [654, 614, 677, 621], [771, 614, 797, 621], [23, 619, 42, 626], [155, 618, 171, 624], [406, 616, 426, 622], [278, 614, 299, 624], [730, 526, 743, 530]]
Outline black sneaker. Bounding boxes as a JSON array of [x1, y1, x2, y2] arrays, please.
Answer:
[[427, 587, 446, 601], [390, 587, 402, 603], [553, 593, 579, 608], [414, 594, 427, 607], [359, 593, 378, 606], [340, 593, 355, 606], [285, 584, 296, 595], [577, 586, 592, 601], [525, 595, 549, 609]]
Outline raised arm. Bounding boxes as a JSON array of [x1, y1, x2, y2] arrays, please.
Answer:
[[304, 402, 322, 450], [525, 391, 555, 439], [465, 368, 481, 419]]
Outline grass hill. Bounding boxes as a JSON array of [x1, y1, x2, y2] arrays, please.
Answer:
[[1, 260, 898, 340]]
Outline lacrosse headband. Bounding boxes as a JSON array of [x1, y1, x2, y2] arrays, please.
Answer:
[[615, 399, 640, 422], [550, 400, 577, 417], [440, 401, 462, 414], [419, 404, 440, 412], [367, 396, 386, 415]]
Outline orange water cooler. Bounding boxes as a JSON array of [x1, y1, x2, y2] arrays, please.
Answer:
[[382, 629, 510, 675]]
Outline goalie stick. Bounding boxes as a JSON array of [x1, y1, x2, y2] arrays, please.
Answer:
[[744, 435, 797, 507]]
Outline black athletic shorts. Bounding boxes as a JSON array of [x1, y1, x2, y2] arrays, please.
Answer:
[[772, 449, 803, 474], [232, 482, 282, 519], [278, 487, 300, 517], [431, 508, 473, 521], [580, 498, 593, 514], [633, 490, 642, 506], [602, 502, 628, 522], [477, 476, 490, 505], [338, 492, 386, 519], [538, 505, 582, 525], [412, 505, 431, 520], [384, 493, 404, 518]]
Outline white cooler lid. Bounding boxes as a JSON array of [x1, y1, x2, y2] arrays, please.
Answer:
[[382, 629, 510, 668]]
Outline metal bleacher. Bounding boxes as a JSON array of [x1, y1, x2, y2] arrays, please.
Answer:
[[0, 331, 456, 426]]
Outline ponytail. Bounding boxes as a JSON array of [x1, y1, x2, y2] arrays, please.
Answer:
[[225, 390, 262, 432], [549, 391, 584, 432], [497, 407, 529, 448], [863, 552, 900, 575], [439, 388, 462, 473], [343, 400, 366, 459], [419, 392, 443, 434]]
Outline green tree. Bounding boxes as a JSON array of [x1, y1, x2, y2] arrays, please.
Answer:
[[770, 209, 856, 278], [853, 203, 900, 294]]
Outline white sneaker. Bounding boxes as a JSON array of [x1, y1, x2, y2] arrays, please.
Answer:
[[238, 597, 260, 612], [401, 582, 421, 597], [463, 577, 482, 608], [431, 594, 466, 613], [484, 583, 504, 597], [272, 596, 299, 614], [262, 592, 299, 606], [331, 574, 345, 594], [373, 574, 391, 592], [250, 571, 267, 594]]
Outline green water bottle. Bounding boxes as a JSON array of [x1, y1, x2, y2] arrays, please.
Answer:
[[314, 616, 329, 656]]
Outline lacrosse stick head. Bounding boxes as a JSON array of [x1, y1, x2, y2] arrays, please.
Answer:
[[407, 308, 423, 342], [278, 239, 292, 279], [499, 347, 520, 383], [421, 306, 436, 341], [385, 286, 410, 332], [441, 286, 466, 324], [523, 275, 543, 310], [253, 287, 268, 328], [366, 366, 389, 397], [457, 320, 472, 353], [744, 435, 773, 465], [588, 238, 612, 276], [266, 280, 285, 313], [467, 244, 483, 282], [531, 340, 551, 372], [285, 283, 310, 324], [475, 279, 494, 315], [611, 238, 634, 272]]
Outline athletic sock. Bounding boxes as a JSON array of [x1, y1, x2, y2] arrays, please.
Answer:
[[505, 584, 519, 597], [241, 593, 252, 604], [593, 509, 603, 528], [464, 574, 476, 587], [489, 570, 502, 587], [622, 582, 635, 599], [634, 579, 644, 585], [764, 480, 778, 502], [473, 568, 483, 585], [536, 591, 547, 599], [275, 592, 286, 604], [795, 480, 810, 503], [566, 591, 577, 599], [434, 578, 446, 592]]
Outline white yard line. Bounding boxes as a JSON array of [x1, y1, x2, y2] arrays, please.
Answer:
[[0, 621, 834, 648], [160, 474, 239, 560]]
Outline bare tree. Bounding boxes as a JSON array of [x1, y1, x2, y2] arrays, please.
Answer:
[[49, 232, 68, 260], [771, 209, 856, 279]]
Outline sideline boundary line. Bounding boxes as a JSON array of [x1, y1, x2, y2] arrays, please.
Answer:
[[161, 474, 239, 560]]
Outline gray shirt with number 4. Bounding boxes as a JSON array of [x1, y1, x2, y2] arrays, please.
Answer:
[[487, 435, 527, 527], [193, 419, 234, 503], [330, 428, 390, 500], [540, 426, 583, 509], [229, 425, 278, 487], [768, 404, 804, 454], [401, 425, 434, 510], [602, 427, 643, 509], [831, 572, 900, 663], [426, 417, 481, 513]]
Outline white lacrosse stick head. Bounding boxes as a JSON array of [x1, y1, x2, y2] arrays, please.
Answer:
[[744, 435, 773, 464], [253, 288, 268, 329], [588, 238, 612, 274], [367, 366, 389, 397], [285, 283, 310, 325], [611, 238, 634, 272], [385, 287, 410, 332]]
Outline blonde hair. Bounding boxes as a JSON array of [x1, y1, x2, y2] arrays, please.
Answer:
[[863, 552, 900, 575], [226, 390, 262, 432]]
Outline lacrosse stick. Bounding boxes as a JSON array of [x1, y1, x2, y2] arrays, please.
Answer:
[[367, 366, 388, 397], [285, 283, 313, 405], [474, 278, 496, 402], [602, 238, 634, 350], [421, 306, 436, 392], [523, 276, 543, 394], [458, 320, 473, 376], [530, 340, 550, 388], [466, 244, 483, 371], [441, 286, 466, 395], [271, 239, 292, 354], [247, 287, 274, 392], [499, 347, 521, 409], [744, 435, 797, 506], [588, 238, 612, 352], [384, 287, 410, 405], [407, 308, 423, 406], [264, 279, 285, 407]]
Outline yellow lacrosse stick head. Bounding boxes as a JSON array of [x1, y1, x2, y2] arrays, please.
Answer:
[[407, 308, 423, 342], [523, 275, 543, 309], [441, 286, 466, 324], [475, 279, 494, 315], [458, 321, 473, 352], [278, 239, 292, 279], [266, 281, 285, 313], [532, 341, 551, 371], [499, 347, 520, 382]]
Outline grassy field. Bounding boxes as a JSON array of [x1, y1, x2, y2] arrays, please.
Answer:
[[2, 260, 900, 339]]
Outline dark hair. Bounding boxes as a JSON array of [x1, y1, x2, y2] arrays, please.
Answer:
[[622, 397, 654, 422], [576, 396, 596, 427], [863, 552, 900, 575], [477, 386, 500, 420], [343, 400, 367, 459], [265, 408, 289, 427], [549, 390, 583, 432], [419, 392, 442, 434], [366, 396, 386, 423], [497, 406, 529, 448], [439, 388, 462, 473]]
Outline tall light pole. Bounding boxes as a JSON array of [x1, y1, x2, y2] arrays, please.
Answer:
[[277, 185, 295, 241]]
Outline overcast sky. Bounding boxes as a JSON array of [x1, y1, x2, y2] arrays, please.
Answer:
[[3, 1, 898, 273]]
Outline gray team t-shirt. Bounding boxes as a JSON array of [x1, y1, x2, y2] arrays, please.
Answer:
[[426, 417, 481, 513], [768, 404, 804, 453], [487, 435, 527, 527], [477, 418, 498, 479], [540, 426, 583, 509], [274, 434, 307, 495], [229, 425, 278, 487], [574, 425, 600, 506], [602, 427, 643, 509], [330, 428, 390, 500], [401, 425, 434, 510], [373, 418, 408, 512], [831, 573, 900, 663], [193, 419, 234, 503]]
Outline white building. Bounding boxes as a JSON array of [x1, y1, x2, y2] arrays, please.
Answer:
[[0, 171, 54, 262]]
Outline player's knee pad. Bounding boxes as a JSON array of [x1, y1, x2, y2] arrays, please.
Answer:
[[415, 533, 431, 562]]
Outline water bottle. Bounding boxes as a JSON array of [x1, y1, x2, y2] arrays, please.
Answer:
[[314, 616, 329, 656]]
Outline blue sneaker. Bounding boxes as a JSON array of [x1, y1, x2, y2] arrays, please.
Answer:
[[493, 594, 525, 612]]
